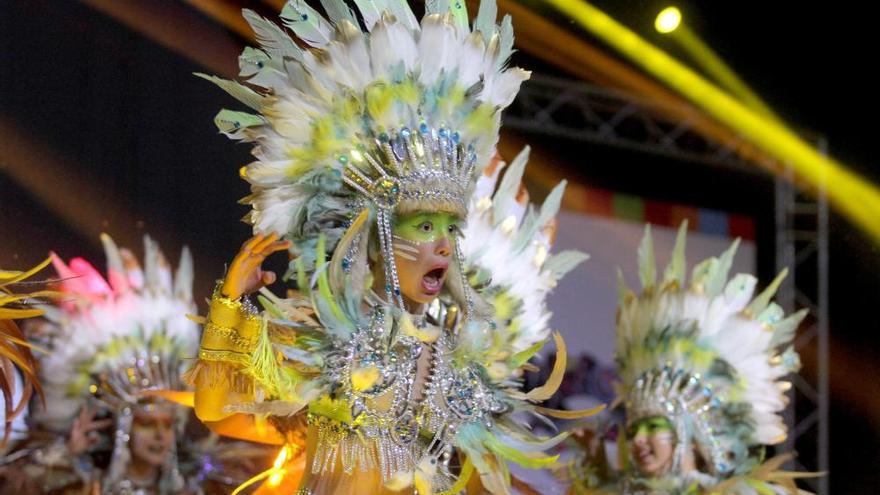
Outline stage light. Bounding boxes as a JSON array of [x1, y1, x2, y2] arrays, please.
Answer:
[[545, 0, 880, 243], [655, 7, 682, 34], [654, 6, 780, 122]]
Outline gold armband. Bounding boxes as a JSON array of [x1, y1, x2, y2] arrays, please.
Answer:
[[199, 283, 261, 362]]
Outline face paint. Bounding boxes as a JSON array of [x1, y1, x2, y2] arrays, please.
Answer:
[[382, 212, 463, 307], [392, 212, 463, 244], [628, 415, 676, 476]]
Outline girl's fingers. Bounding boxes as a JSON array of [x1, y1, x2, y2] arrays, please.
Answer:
[[85, 418, 115, 431], [253, 232, 280, 254], [270, 240, 293, 253], [242, 234, 265, 254]]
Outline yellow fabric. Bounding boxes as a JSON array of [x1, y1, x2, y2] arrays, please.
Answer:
[[199, 289, 259, 360]]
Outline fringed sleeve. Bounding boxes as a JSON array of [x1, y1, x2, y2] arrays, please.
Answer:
[[185, 284, 260, 419]]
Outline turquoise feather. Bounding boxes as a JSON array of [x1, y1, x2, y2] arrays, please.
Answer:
[[492, 145, 529, 222], [281, 1, 334, 47], [473, 0, 497, 39], [384, 0, 420, 30], [513, 179, 566, 252], [242, 9, 302, 62], [497, 15, 514, 66], [319, 0, 358, 25], [425, 0, 451, 15], [351, 0, 387, 29]]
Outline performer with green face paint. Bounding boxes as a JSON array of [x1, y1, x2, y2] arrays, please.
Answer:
[[564, 224, 814, 495], [184, 2, 596, 494]]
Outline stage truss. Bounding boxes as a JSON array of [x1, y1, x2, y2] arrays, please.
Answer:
[[505, 73, 830, 494]]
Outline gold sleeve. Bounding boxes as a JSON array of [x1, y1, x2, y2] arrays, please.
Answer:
[[198, 285, 260, 365], [185, 284, 259, 421]]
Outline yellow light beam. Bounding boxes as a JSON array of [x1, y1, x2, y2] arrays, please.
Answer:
[[545, 0, 880, 243], [656, 7, 781, 122]]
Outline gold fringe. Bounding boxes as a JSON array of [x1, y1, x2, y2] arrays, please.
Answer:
[[183, 359, 254, 394]]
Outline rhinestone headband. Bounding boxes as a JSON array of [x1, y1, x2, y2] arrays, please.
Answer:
[[626, 366, 734, 475], [341, 125, 477, 215]]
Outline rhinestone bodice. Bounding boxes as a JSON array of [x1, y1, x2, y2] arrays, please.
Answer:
[[305, 307, 498, 490]]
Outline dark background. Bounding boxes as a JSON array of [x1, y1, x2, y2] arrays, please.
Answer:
[[1, 1, 876, 491]]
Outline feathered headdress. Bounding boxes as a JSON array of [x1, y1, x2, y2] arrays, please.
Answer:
[[616, 223, 805, 481], [459, 148, 589, 377], [33, 234, 198, 494], [202, 0, 528, 310], [37, 234, 197, 423]]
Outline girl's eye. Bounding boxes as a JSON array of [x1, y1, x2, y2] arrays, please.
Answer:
[[448, 224, 459, 234], [419, 222, 433, 232]]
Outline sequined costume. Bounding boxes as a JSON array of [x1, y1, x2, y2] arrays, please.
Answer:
[[186, 2, 595, 493], [0, 235, 266, 494], [564, 224, 815, 495]]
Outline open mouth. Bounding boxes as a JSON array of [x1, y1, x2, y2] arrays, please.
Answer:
[[421, 266, 447, 295], [147, 444, 168, 455]]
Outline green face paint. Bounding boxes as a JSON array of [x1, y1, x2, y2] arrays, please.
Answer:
[[627, 415, 674, 439], [392, 212, 464, 244]]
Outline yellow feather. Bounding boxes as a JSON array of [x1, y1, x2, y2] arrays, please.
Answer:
[[400, 313, 441, 343], [351, 364, 381, 392], [523, 332, 567, 401], [384, 470, 414, 491], [414, 455, 438, 495]]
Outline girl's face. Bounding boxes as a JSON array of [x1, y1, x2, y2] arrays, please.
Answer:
[[129, 408, 175, 468], [389, 211, 463, 307], [628, 415, 676, 476]]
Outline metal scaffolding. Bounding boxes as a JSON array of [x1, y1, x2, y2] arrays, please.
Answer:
[[506, 73, 830, 494], [504, 73, 756, 172], [775, 149, 830, 494]]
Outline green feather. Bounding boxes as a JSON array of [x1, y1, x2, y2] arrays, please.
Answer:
[[662, 220, 688, 285], [449, 0, 469, 31], [543, 250, 589, 279], [315, 236, 347, 326], [214, 109, 264, 137], [195, 73, 265, 111], [746, 268, 788, 316], [637, 224, 656, 290], [705, 238, 740, 297], [484, 430, 559, 468], [511, 341, 543, 368], [616, 267, 630, 303], [281, 1, 334, 47]]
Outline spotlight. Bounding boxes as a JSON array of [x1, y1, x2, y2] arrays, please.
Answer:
[[655, 7, 682, 34]]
